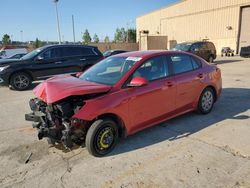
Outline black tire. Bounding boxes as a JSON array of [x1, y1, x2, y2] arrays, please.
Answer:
[[10, 72, 32, 91], [85, 118, 118, 157], [197, 87, 215, 114]]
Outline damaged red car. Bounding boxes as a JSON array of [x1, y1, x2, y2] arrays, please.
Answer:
[[25, 51, 222, 157]]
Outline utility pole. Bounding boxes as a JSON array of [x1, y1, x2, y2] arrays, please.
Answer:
[[20, 30, 23, 43], [53, 0, 62, 44], [72, 15, 76, 43]]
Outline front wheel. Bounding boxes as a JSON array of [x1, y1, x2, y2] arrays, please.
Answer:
[[10, 72, 32, 91], [85, 118, 118, 157], [198, 87, 215, 114]]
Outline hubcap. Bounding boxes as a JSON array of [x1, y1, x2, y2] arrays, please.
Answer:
[[201, 91, 214, 111], [97, 127, 114, 150], [14, 75, 29, 89]]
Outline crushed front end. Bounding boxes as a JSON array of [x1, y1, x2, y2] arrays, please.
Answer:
[[25, 96, 89, 149]]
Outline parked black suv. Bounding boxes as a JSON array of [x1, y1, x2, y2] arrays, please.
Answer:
[[0, 45, 103, 90], [172, 41, 217, 63]]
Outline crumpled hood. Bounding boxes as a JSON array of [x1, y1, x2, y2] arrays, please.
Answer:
[[33, 75, 112, 104]]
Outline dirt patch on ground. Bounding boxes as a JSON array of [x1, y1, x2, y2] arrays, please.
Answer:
[[0, 141, 49, 164]]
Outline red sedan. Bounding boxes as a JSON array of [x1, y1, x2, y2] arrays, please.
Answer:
[[25, 50, 222, 157]]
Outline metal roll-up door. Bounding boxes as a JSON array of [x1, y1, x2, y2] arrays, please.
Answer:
[[239, 7, 250, 53]]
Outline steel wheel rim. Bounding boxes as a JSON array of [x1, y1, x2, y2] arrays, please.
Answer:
[[96, 126, 114, 152], [14, 75, 29, 89], [201, 91, 214, 111]]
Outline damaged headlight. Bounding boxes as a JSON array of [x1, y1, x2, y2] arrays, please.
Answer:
[[0, 66, 9, 72], [29, 99, 46, 112]]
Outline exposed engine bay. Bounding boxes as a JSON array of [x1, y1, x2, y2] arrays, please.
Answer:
[[25, 95, 99, 149]]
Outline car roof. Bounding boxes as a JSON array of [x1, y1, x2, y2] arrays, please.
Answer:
[[178, 41, 212, 45], [115, 50, 192, 59], [42, 44, 97, 49]]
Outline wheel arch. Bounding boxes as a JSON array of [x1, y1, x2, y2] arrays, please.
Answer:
[[95, 113, 127, 138], [204, 85, 217, 102], [8, 70, 34, 84]]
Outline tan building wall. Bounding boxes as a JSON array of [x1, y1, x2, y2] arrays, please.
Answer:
[[90, 43, 139, 53], [140, 35, 168, 50], [137, 0, 250, 53]]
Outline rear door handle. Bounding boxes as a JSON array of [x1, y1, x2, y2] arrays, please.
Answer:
[[55, 61, 63, 64], [197, 73, 204, 79], [164, 81, 173, 87], [80, 58, 86, 61]]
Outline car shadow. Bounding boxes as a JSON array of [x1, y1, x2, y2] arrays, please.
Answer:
[[109, 88, 250, 156], [214, 59, 243, 65], [7, 82, 41, 91], [28, 82, 41, 90]]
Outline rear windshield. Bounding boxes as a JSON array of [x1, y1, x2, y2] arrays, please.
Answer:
[[173, 44, 192, 52]]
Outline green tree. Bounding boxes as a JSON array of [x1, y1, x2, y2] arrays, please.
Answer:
[[127, 29, 136, 43], [104, 36, 110, 43], [120, 28, 127, 42], [34, 38, 43, 48], [2, 34, 11, 45], [82, 29, 92, 44], [93, 34, 99, 43], [114, 28, 122, 43], [114, 28, 127, 43]]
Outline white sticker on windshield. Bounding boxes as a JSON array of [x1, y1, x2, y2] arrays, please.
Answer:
[[126, 57, 142, 62]]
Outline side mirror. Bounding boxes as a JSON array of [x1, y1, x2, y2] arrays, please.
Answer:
[[128, 77, 148, 87], [76, 72, 83, 78], [36, 55, 44, 61], [194, 48, 199, 52]]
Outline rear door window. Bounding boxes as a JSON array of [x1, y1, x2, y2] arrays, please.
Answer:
[[61, 47, 83, 57], [81, 47, 96, 55], [191, 57, 202, 69], [170, 55, 195, 74]]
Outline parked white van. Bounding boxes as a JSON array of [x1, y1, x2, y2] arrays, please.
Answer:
[[0, 47, 28, 59]]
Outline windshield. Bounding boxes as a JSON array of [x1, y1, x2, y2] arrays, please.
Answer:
[[21, 48, 43, 60], [80, 56, 140, 85], [173, 43, 192, 52]]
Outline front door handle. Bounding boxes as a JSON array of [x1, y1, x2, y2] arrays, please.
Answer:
[[80, 58, 86, 61], [55, 61, 63, 64]]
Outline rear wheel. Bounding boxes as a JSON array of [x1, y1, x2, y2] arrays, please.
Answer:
[[85, 118, 118, 157], [198, 87, 215, 114], [10, 72, 32, 91]]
